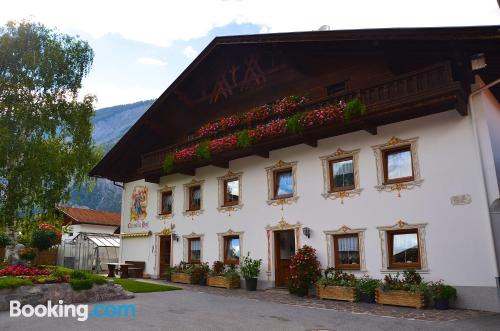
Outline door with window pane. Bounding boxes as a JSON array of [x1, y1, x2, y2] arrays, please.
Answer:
[[159, 236, 172, 277], [274, 230, 295, 287]]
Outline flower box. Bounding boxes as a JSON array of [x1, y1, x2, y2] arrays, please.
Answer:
[[375, 289, 425, 309], [207, 275, 240, 289], [316, 285, 358, 302], [171, 273, 192, 284]]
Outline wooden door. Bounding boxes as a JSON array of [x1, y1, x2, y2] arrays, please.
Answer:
[[274, 230, 296, 287], [159, 236, 172, 277]]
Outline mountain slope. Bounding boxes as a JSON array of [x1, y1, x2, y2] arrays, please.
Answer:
[[68, 100, 154, 212]]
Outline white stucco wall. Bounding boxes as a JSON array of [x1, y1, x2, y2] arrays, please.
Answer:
[[119, 109, 498, 291]]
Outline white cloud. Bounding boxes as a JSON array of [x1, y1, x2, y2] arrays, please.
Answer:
[[183, 46, 198, 60], [137, 57, 167, 66], [1, 0, 498, 48]]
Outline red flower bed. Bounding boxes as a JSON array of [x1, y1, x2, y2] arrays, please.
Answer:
[[0, 265, 50, 276], [300, 103, 344, 128], [288, 245, 322, 295], [174, 145, 198, 162], [209, 134, 238, 153], [248, 119, 287, 143]]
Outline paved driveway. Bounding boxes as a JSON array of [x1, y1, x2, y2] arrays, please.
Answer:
[[1, 289, 499, 331]]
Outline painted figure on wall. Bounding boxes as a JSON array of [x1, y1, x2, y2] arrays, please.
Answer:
[[130, 186, 148, 221]]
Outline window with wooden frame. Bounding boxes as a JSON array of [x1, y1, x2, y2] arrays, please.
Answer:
[[333, 233, 360, 269], [383, 146, 414, 184], [188, 185, 201, 211], [223, 178, 239, 206], [387, 229, 420, 269], [223, 235, 240, 265], [160, 191, 173, 215], [329, 157, 355, 192], [188, 238, 201, 264], [273, 168, 294, 199]]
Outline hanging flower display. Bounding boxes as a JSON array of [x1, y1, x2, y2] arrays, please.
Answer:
[[163, 98, 366, 174]]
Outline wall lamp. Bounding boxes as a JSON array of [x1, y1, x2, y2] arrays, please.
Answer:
[[302, 227, 312, 239]]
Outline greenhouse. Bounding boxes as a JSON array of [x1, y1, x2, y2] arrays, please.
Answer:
[[57, 232, 120, 272]]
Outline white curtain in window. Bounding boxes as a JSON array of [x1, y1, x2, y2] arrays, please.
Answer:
[[338, 236, 358, 252], [191, 239, 200, 251], [193, 188, 201, 201]]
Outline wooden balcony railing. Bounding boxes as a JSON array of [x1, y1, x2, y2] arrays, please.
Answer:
[[140, 61, 458, 175]]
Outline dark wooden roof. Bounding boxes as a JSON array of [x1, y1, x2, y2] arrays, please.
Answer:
[[90, 26, 500, 182]]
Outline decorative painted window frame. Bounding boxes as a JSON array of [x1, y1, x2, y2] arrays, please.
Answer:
[[372, 136, 423, 197], [217, 229, 244, 264], [157, 185, 175, 220], [182, 179, 205, 218], [217, 170, 243, 214], [182, 232, 204, 263], [320, 148, 362, 204], [265, 160, 299, 205], [377, 220, 429, 272], [324, 225, 367, 271]]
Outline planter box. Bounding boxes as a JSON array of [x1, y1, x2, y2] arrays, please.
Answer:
[[171, 273, 192, 284], [316, 285, 358, 302], [207, 275, 240, 289], [375, 289, 425, 309]]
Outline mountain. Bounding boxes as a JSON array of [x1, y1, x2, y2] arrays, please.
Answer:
[[68, 100, 154, 212]]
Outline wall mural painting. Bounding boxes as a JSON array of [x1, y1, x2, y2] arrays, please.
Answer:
[[129, 186, 149, 228]]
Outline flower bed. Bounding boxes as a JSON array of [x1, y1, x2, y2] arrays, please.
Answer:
[[375, 289, 425, 309], [376, 270, 427, 309], [171, 273, 193, 284], [207, 261, 240, 289], [0, 265, 50, 277], [207, 275, 240, 289], [170, 262, 194, 284], [316, 269, 358, 302]]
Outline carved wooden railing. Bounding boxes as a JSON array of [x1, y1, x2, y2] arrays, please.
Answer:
[[140, 61, 456, 172]]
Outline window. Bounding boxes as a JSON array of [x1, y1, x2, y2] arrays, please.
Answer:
[[274, 168, 294, 199], [383, 146, 414, 184], [188, 238, 201, 264], [387, 229, 420, 269], [160, 191, 173, 215], [224, 236, 240, 265], [188, 185, 201, 211], [224, 179, 239, 206], [329, 157, 355, 192], [333, 234, 360, 269]]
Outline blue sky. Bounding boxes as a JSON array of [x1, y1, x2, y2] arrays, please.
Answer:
[[2, 0, 499, 108]]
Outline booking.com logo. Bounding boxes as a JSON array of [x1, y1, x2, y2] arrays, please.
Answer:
[[10, 300, 136, 321]]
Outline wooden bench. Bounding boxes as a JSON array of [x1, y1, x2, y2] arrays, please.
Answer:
[[125, 261, 145, 278]]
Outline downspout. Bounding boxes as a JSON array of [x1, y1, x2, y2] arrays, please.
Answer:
[[468, 77, 500, 296]]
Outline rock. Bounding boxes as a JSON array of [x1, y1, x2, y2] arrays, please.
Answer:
[[0, 282, 134, 311]]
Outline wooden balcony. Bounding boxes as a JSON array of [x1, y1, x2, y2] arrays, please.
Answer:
[[140, 61, 466, 182]]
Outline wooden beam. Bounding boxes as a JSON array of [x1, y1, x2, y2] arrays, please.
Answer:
[[178, 168, 196, 176], [455, 96, 468, 116], [303, 136, 318, 148], [363, 123, 378, 135], [211, 159, 229, 169], [253, 148, 269, 158], [144, 174, 160, 184]]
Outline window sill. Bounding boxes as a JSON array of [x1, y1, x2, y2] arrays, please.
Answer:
[[380, 268, 429, 274], [266, 195, 299, 205], [217, 203, 243, 213], [157, 213, 174, 220], [374, 179, 424, 193], [183, 209, 204, 217], [322, 188, 363, 201]]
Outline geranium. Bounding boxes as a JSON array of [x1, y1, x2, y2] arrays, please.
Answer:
[[273, 96, 307, 116], [209, 134, 238, 153], [0, 265, 50, 276], [174, 145, 198, 162], [300, 103, 344, 128], [287, 245, 321, 296], [248, 119, 287, 142], [31, 223, 61, 251]]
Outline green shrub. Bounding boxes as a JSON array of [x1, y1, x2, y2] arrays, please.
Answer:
[[0, 276, 33, 289], [429, 281, 457, 302], [163, 154, 175, 174], [357, 276, 381, 295], [69, 278, 94, 291], [240, 253, 262, 280], [70, 270, 89, 279], [237, 130, 251, 148], [31, 228, 59, 251], [0, 232, 11, 248], [286, 113, 303, 134], [91, 275, 108, 285], [196, 141, 211, 160], [343, 98, 366, 121]]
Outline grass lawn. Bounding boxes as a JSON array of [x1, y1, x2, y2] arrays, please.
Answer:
[[112, 278, 181, 293]]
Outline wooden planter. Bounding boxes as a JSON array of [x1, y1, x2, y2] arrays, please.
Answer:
[[375, 289, 425, 309], [171, 273, 192, 284], [207, 275, 240, 289], [316, 285, 358, 302]]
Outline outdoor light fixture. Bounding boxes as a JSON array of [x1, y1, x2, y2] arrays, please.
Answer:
[[302, 227, 311, 239], [172, 233, 180, 242]]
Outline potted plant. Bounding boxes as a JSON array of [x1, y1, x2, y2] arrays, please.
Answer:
[[207, 261, 240, 289], [376, 270, 427, 309], [357, 276, 381, 304], [191, 263, 210, 286], [287, 245, 321, 297], [429, 280, 457, 310], [171, 262, 194, 284], [316, 268, 358, 302], [240, 253, 262, 291], [163, 266, 173, 282], [18, 247, 37, 264]]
